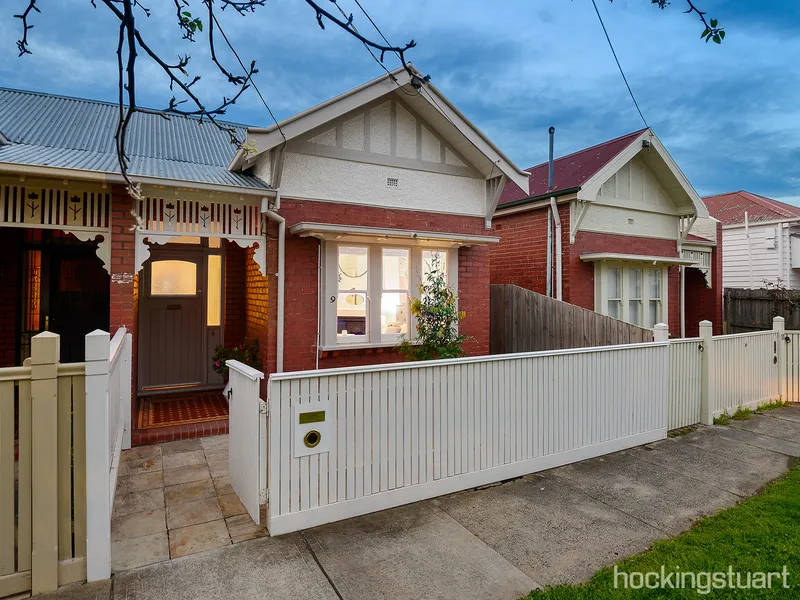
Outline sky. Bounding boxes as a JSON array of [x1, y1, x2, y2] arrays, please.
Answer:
[[0, 0, 798, 202]]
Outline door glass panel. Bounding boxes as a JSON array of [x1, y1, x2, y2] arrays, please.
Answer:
[[151, 260, 197, 296], [207, 255, 222, 326]]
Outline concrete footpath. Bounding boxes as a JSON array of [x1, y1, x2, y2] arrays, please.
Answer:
[[45, 406, 800, 600]]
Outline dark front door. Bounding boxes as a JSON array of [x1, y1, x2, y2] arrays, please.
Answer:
[[17, 230, 110, 363], [139, 251, 205, 391]]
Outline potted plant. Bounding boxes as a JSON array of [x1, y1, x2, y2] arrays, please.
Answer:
[[212, 337, 261, 398]]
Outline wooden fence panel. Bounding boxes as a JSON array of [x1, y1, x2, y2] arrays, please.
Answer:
[[490, 285, 653, 353], [724, 288, 800, 332]]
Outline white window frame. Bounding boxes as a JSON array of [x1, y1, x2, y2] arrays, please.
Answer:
[[594, 261, 668, 329], [322, 241, 459, 350]]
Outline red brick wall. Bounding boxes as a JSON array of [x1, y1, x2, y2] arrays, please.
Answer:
[[109, 185, 139, 410], [490, 203, 571, 299], [270, 198, 491, 374], [684, 224, 724, 336], [224, 241, 246, 348], [570, 231, 682, 334], [244, 245, 270, 377], [0, 228, 21, 366]]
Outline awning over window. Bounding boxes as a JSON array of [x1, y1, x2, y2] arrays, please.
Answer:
[[289, 222, 500, 248], [580, 252, 698, 266]]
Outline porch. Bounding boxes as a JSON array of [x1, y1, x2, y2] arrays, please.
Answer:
[[0, 173, 272, 445]]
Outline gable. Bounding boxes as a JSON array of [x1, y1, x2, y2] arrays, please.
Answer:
[[596, 156, 677, 213], [287, 95, 479, 179]]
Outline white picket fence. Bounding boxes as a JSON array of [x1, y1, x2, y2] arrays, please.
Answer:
[[266, 342, 669, 535], [253, 318, 796, 536]]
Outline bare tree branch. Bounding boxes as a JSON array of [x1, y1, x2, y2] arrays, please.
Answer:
[[14, 0, 40, 56]]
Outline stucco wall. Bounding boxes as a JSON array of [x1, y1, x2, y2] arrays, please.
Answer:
[[279, 151, 485, 217]]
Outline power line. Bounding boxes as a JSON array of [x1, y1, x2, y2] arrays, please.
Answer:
[[210, 10, 286, 141], [590, 0, 649, 129]]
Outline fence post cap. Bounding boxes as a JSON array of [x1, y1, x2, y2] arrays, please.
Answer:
[[773, 316, 786, 323], [31, 331, 60, 365], [699, 320, 713, 326], [85, 329, 111, 360]]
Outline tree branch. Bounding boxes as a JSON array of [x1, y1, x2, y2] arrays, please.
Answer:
[[14, 0, 40, 56]]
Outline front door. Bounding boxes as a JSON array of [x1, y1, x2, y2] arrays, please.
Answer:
[[138, 241, 225, 393]]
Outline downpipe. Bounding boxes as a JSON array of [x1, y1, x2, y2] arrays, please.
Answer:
[[262, 198, 285, 373]]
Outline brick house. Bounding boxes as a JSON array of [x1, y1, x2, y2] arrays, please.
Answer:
[[0, 68, 528, 441], [490, 128, 723, 337]]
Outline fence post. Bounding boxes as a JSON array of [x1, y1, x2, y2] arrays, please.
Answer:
[[30, 332, 60, 595], [774, 316, 786, 401], [654, 323, 669, 342], [121, 331, 133, 450], [699, 320, 715, 425], [85, 330, 111, 582]]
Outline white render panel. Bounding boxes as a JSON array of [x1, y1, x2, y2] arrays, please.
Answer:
[[342, 115, 365, 151], [580, 203, 678, 240], [280, 151, 485, 216], [689, 217, 718, 242], [369, 102, 391, 156], [252, 149, 271, 184], [596, 157, 675, 212], [445, 147, 466, 167], [396, 103, 417, 159], [421, 125, 440, 163], [309, 127, 336, 147]]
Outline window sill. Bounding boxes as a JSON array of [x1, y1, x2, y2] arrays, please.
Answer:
[[320, 341, 415, 352]]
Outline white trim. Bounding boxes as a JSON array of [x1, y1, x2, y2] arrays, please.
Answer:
[[279, 192, 485, 218], [234, 66, 528, 190], [576, 130, 708, 219], [581, 252, 697, 266], [289, 222, 499, 247]]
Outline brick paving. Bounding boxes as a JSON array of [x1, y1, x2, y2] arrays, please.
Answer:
[[111, 435, 267, 571]]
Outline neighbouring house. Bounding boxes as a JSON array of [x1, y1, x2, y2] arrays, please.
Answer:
[[490, 128, 723, 337], [0, 67, 528, 441], [703, 190, 800, 290]]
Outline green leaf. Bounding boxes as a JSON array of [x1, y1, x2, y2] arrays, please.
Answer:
[[713, 34, 721, 43], [196, 21, 203, 31], [701, 27, 710, 38], [720, 30, 726, 39], [182, 11, 192, 17], [710, 18, 718, 28]]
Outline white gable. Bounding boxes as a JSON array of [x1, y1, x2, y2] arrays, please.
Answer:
[[596, 156, 676, 213]]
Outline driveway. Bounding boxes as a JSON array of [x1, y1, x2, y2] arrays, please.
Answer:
[[44, 407, 800, 600]]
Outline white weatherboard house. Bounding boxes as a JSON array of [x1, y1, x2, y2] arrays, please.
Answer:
[[704, 190, 800, 289]]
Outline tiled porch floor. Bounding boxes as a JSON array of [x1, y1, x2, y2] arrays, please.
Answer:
[[132, 392, 229, 446], [111, 435, 267, 571]]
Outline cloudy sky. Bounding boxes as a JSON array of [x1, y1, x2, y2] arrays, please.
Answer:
[[1, 0, 798, 201]]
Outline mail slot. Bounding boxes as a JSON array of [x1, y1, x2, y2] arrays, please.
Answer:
[[167, 304, 182, 310], [294, 400, 331, 458]]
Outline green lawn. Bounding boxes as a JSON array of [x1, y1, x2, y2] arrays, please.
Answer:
[[526, 464, 800, 599]]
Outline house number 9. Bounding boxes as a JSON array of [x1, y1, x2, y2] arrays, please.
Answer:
[[330, 296, 336, 303]]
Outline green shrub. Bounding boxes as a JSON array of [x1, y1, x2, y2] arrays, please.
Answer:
[[212, 337, 260, 378]]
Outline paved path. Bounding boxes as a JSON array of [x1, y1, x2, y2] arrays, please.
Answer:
[[45, 407, 800, 600]]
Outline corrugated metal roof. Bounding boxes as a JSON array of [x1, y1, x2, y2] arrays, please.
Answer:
[[0, 88, 271, 190], [703, 190, 800, 225], [498, 128, 647, 206]]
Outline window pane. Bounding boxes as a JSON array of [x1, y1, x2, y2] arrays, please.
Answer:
[[207, 255, 222, 327], [337, 292, 367, 341], [607, 267, 622, 299], [338, 246, 368, 291], [151, 260, 197, 295], [383, 248, 409, 290], [629, 268, 642, 298], [208, 238, 221, 249], [608, 300, 621, 319], [648, 269, 662, 299], [422, 250, 447, 283], [628, 267, 642, 325], [381, 292, 408, 338], [648, 301, 661, 328]]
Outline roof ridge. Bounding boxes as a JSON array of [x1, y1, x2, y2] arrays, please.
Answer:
[[523, 127, 648, 172], [0, 86, 250, 129]]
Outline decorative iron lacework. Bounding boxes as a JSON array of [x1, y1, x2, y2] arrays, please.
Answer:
[[135, 194, 267, 275], [0, 179, 111, 271]]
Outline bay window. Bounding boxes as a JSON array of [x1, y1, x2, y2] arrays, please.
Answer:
[[323, 242, 457, 349], [595, 262, 667, 329]]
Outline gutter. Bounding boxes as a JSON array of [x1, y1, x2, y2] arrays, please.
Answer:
[[497, 186, 582, 212], [0, 162, 277, 199], [261, 198, 286, 373]]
